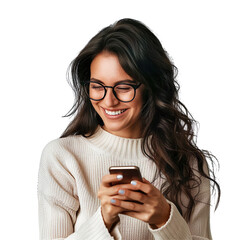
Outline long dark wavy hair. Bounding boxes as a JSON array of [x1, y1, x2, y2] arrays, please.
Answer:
[[61, 18, 220, 221]]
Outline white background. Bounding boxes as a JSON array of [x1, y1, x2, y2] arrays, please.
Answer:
[[0, 0, 239, 239]]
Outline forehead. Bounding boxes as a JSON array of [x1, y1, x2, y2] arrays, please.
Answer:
[[90, 51, 133, 85]]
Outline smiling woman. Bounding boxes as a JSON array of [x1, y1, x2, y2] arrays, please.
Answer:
[[89, 52, 144, 138], [38, 18, 220, 240]]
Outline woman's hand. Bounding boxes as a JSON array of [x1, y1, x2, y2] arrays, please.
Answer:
[[109, 178, 171, 229], [97, 174, 129, 231]]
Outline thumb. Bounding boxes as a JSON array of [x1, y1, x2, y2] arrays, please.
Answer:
[[142, 178, 151, 184]]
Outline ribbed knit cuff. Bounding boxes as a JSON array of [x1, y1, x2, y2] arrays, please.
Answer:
[[67, 207, 115, 240], [148, 201, 192, 240], [110, 222, 122, 240]]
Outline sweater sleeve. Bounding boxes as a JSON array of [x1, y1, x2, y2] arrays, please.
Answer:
[[38, 141, 116, 240], [148, 160, 212, 240]]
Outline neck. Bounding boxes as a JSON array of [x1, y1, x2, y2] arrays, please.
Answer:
[[102, 121, 143, 139]]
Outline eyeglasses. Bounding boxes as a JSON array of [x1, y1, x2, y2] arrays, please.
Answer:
[[83, 81, 142, 102]]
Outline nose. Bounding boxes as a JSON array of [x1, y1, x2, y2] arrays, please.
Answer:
[[103, 88, 119, 106]]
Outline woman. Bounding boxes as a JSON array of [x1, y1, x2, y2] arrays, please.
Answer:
[[38, 18, 220, 240]]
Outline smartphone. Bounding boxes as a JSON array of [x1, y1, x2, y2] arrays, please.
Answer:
[[109, 166, 143, 185]]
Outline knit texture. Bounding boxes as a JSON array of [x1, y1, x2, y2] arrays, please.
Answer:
[[38, 126, 212, 240]]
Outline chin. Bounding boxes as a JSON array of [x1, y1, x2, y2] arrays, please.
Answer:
[[103, 121, 140, 138], [103, 123, 125, 134]]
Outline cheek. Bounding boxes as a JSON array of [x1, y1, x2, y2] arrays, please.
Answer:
[[90, 100, 97, 108], [132, 96, 143, 112], [90, 101, 99, 114]]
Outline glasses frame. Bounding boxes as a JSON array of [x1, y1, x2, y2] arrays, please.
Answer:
[[84, 80, 142, 103]]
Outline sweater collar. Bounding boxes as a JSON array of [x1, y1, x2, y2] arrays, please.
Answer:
[[87, 126, 146, 160]]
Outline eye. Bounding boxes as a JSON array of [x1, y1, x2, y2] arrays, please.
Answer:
[[90, 83, 104, 90], [115, 84, 132, 92]]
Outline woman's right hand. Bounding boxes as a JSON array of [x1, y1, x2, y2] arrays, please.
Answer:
[[97, 174, 127, 231]]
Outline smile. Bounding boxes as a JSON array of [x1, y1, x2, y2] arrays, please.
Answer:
[[104, 109, 127, 116]]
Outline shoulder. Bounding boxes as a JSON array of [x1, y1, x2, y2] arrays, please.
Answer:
[[39, 135, 88, 166], [41, 135, 84, 154], [38, 135, 90, 185]]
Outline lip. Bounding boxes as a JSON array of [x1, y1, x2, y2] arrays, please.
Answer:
[[101, 107, 128, 119]]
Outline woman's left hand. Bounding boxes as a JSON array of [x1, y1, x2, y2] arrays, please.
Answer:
[[110, 178, 171, 229]]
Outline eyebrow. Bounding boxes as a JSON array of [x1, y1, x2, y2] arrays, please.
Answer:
[[90, 78, 137, 84]]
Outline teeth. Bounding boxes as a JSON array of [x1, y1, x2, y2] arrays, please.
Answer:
[[105, 109, 126, 116]]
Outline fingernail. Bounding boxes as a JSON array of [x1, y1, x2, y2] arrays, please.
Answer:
[[117, 175, 123, 180], [118, 189, 125, 195], [111, 199, 116, 204], [131, 180, 137, 186]]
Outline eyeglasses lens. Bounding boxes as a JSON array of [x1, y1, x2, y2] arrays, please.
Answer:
[[88, 82, 135, 102]]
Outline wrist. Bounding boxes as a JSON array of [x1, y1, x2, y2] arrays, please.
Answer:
[[101, 208, 119, 231], [108, 216, 120, 232], [151, 203, 171, 229], [105, 216, 119, 232]]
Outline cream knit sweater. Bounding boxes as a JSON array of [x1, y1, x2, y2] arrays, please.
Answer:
[[38, 126, 212, 240]]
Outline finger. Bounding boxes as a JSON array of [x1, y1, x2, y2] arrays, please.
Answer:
[[110, 198, 143, 212], [101, 174, 123, 187], [129, 179, 155, 195], [117, 188, 147, 204], [142, 178, 151, 184], [101, 197, 127, 226], [101, 196, 126, 211], [112, 194, 130, 201], [100, 181, 150, 198], [99, 183, 137, 198]]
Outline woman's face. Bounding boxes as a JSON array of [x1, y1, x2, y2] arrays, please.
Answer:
[[90, 51, 144, 138]]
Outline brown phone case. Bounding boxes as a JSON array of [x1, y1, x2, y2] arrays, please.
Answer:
[[109, 166, 143, 185]]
